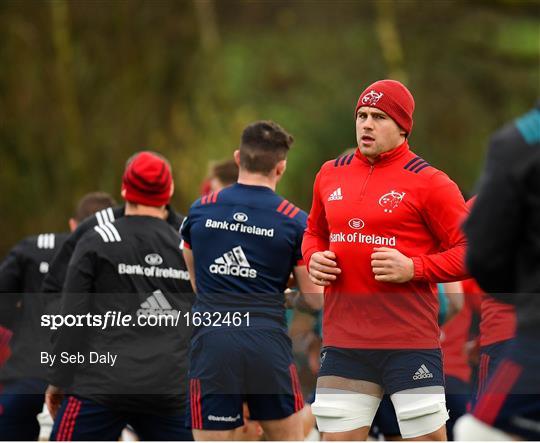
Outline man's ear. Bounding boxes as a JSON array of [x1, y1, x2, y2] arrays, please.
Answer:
[[68, 218, 78, 233], [169, 181, 175, 197], [233, 150, 241, 167], [121, 188, 127, 198], [276, 159, 287, 178]]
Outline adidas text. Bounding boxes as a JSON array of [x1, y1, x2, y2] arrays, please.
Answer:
[[413, 364, 434, 380], [210, 246, 257, 279], [413, 372, 434, 380], [209, 263, 257, 278]]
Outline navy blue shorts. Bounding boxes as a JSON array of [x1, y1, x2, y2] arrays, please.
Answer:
[[187, 329, 304, 430], [318, 347, 444, 395], [0, 378, 47, 441], [473, 336, 540, 440], [50, 395, 192, 441], [476, 339, 514, 401]]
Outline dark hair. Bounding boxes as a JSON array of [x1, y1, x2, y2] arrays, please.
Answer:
[[74, 192, 117, 222], [209, 159, 239, 187], [239, 121, 293, 174]]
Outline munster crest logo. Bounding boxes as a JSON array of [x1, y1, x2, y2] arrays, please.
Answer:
[[378, 190, 406, 213], [361, 90, 384, 106]]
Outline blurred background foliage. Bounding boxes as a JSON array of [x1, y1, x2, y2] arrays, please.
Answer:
[[0, 0, 538, 256]]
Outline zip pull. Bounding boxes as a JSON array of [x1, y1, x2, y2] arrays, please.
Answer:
[[359, 165, 374, 201]]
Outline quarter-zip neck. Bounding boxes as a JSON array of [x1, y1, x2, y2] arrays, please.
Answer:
[[359, 164, 374, 202], [355, 139, 410, 167], [354, 140, 409, 202]]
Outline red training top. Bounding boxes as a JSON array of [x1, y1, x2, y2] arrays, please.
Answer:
[[441, 289, 482, 383], [461, 279, 516, 347], [302, 141, 469, 349]]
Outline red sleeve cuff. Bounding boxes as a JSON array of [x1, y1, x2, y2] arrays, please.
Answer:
[[302, 247, 319, 272], [182, 240, 191, 250], [296, 259, 305, 266], [411, 256, 424, 280]]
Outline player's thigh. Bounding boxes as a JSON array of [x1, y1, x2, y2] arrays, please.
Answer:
[[389, 387, 448, 440], [383, 349, 448, 440], [50, 396, 126, 441], [192, 429, 236, 441], [258, 410, 304, 441], [312, 348, 384, 436]]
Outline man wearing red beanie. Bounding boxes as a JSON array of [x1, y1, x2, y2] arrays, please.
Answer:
[[46, 151, 194, 441], [302, 80, 469, 440], [121, 150, 174, 208]]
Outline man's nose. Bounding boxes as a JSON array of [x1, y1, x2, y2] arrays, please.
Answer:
[[362, 116, 374, 128]]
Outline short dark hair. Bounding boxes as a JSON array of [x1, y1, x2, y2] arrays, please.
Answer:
[[209, 159, 238, 187], [74, 192, 117, 222], [239, 121, 293, 174]]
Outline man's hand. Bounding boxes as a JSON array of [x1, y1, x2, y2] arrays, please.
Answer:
[[45, 385, 65, 420], [371, 247, 414, 283], [308, 251, 341, 286]]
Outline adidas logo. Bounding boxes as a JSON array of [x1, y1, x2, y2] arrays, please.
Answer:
[[94, 222, 121, 243], [413, 364, 434, 380], [209, 246, 257, 279], [95, 207, 116, 225], [328, 187, 343, 201], [136, 290, 179, 317]]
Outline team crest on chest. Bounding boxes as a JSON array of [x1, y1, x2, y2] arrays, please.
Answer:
[[378, 190, 406, 213]]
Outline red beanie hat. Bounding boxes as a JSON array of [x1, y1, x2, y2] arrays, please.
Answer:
[[355, 79, 415, 135], [122, 151, 173, 207]]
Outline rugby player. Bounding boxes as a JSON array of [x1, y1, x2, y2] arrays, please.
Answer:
[[181, 120, 323, 440], [303, 79, 469, 440], [46, 152, 194, 440], [458, 101, 540, 440], [0, 192, 115, 440]]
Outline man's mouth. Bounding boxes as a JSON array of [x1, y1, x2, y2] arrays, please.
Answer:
[[361, 135, 375, 142]]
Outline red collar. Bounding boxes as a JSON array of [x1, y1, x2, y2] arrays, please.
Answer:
[[355, 140, 410, 167]]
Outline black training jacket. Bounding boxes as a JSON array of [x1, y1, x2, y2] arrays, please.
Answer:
[[42, 205, 183, 294], [49, 215, 193, 414], [464, 101, 540, 337], [0, 233, 68, 381]]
